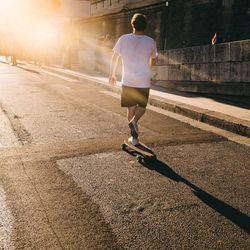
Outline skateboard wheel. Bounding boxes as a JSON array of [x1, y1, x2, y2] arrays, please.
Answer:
[[136, 156, 143, 163], [120, 143, 126, 150], [152, 155, 157, 161], [144, 157, 151, 164]]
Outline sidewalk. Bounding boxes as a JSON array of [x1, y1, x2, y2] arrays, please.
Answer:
[[40, 65, 250, 138]]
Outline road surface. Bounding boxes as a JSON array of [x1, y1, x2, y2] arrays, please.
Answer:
[[0, 63, 249, 249]]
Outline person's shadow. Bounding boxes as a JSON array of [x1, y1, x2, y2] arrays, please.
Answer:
[[126, 149, 250, 234]]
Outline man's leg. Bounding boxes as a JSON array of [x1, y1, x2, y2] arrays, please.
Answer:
[[127, 106, 136, 122], [132, 88, 149, 123], [128, 106, 146, 123], [126, 88, 148, 144], [128, 105, 146, 140], [134, 106, 146, 123], [128, 106, 139, 139]]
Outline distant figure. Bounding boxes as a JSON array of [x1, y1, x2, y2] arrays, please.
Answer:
[[109, 13, 158, 146], [94, 36, 105, 73], [211, 32, 222, 45], [10, 55, 17, 66], [103, 34, 114, 73], [211, 32, 217, 45], [4, 36, 18, 66], [103, 33, 113, 49]]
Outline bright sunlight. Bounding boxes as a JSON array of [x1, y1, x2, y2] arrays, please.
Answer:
[[0, 0, 61, 61]]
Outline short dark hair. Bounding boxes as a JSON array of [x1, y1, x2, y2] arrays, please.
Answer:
[[131, 13, 147, 31]]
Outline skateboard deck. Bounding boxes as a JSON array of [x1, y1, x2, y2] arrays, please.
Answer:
[[121, 140, 157, 162]]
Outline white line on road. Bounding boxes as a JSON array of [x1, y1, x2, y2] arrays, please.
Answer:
[[100, 90, 250, 147], [41, 70, 79, 82]]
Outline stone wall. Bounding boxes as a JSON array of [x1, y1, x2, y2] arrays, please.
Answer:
[[154, 40, 250, 83], [153, 40, 250, 96]]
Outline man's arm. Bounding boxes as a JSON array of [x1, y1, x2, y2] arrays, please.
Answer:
[[150, 57, 157, 80], [150, 57, 156, 67], [109, 52, 120, 85]]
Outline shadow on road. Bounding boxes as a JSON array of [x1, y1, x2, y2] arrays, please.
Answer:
[[0, 60, 9, 65], [17, 65, 40, 74], [127, 151, 250, 234]]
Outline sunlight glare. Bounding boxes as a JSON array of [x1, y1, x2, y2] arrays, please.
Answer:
[[0, 0, 61, 58]]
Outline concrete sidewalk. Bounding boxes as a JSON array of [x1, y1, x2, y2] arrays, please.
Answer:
[[41, 65, 249, 138]]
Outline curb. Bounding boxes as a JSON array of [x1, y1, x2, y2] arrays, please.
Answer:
[[148, 96, 250, 138], [42, 66, 250, 138]]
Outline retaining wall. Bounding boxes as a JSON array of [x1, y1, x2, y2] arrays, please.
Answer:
[[153, 40, 250, 96]]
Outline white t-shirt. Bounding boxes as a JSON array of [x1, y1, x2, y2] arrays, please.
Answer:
[[113, 33, 158, 88]]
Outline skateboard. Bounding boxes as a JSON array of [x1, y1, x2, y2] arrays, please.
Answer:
[[121, 140, 157, 163]]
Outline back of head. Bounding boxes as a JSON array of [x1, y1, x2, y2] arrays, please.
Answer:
[[131, 13, 147, 32]]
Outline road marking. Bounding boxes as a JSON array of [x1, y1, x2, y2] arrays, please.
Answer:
[[100, 90, 250, 147], [41, 70, 79, 82]]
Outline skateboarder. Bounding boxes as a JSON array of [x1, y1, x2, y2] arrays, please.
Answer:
[[109, 13, 158, 145]]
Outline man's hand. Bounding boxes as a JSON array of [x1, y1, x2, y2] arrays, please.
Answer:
[[109, 75, 116, 86], [109, 52, 119, 86]]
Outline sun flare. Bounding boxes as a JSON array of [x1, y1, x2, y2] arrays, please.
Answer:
[[0, 0, 61, 58]]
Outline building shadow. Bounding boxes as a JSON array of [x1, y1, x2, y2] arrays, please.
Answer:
[[17, 65, 40, 74], [0, 60, 9, 64], [152, 84, 250, 110], [124, 148, 250, 233], [203, 94, 250, 110], [152, 84, 198, 98]]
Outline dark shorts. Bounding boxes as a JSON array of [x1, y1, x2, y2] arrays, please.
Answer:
[[121, 86, 150, 108]]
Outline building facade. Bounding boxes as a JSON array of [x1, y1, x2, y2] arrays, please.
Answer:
[[78, 0, 250, 50], [73, 0, 250, 95], [61, 0, 90, 20]]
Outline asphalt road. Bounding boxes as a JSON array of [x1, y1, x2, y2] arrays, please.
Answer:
[[0, 63, 249, 250]]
